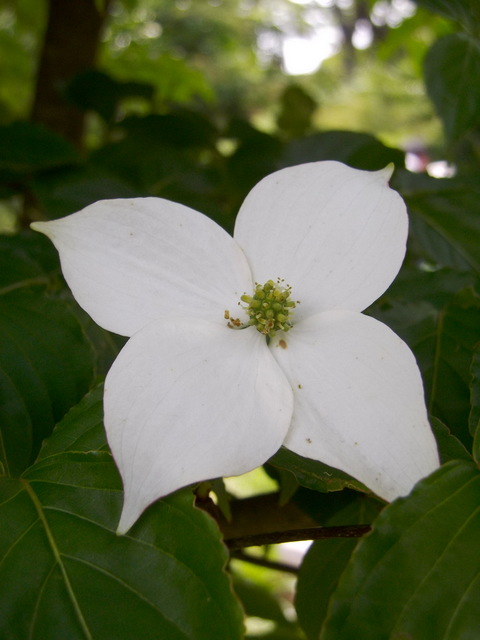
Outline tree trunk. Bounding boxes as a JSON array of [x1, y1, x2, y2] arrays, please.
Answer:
[[31, 0, 109, 149]]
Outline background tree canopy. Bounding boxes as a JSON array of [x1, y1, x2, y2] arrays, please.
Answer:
[[1, 0, 480, 638]]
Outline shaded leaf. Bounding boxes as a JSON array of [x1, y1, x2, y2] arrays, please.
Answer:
[[38, 384, 107, 460], [424, 34, 480, 142], [295, 494, 381, 639], [371, 289, 480, 446], [414, 0, 480, 33], [281, 131, 404, 172], [32, 164, 141, 219], [269, 448, 365, 495], [387, 266, 477, 309], [0, 452, 244, 639], [65, 69, 155, 123], [430, 416, 472, 463], [0, 231, 60, 290], [470, 343, 480, 463], [232, 575, 289, 625], [398, 171, 480, 273], [0, 121, 79, 175], [0, 289, 95, 476], [321, 460, 480, 639]]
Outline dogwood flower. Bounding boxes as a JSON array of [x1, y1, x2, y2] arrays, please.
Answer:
[[32, 161, 440, 534]]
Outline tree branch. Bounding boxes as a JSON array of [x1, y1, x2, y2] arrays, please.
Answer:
[[196, 492, 372, 551], [225, 524, 371, 550]]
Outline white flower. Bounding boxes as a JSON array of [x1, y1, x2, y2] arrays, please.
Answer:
[[32, 161, 440, 533]]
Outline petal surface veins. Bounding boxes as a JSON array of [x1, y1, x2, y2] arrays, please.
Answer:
[[234, 161, 408, 319], [105, 319, 294, 534], [32, 198, 253, 337], [271, 310, 440, 502]]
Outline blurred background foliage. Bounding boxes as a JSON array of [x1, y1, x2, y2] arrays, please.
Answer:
[[0, 0, 471, 236], [1, 1, 480, 638]]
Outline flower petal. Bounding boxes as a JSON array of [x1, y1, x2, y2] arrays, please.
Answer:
[[270, 311, 440, 502], [32, 198, 252, 337], [234, 162, 407, 317], [104, 319, 293, 533]]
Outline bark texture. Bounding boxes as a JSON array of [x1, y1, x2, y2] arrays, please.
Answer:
[[31, 0, 109, 148]]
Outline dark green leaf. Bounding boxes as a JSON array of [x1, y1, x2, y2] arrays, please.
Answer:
[[387, 266, 477, 309], [0, 121, 79, 175], [398, 171, 480, 273], [281, 131, 404, 172], [295, 494, 381, 639], [232, 575, 288, 625], [414, 0, 480, 33], [32, 165, 141, 219], [470, 344, 480, 462], [321, 460, 480, 639], [38, 384, 107, 460], [371, 289, 480, 446], [424, 34, 480, 142], [297, 539, 358, 640], [65, 69, 155, 123], [269, 448, 365, 495], [0, 452, 243, 639], [276, 85, 317, 139], [0, 289, 95, 476], [0, 231, 60, 290], [430, 416, 472, 463]]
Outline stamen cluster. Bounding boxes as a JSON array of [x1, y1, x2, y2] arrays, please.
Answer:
[[241, 279, 296, 337]]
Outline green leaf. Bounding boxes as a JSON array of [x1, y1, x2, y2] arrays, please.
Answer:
[[281, 131, 404, 172], [414, 0, 480, 33], [424, 34, 480, 142], [232, 575, 289, 625], [0, 121, 79, 175], [37, 384, 107, 460], [387, 266, 477, 309], [321, 460, 480, 639], [0, 452, 244, 639], [470, 344, 480, 462], [430, 416, 472, 463], [0, 289, 95, 476], [398, 171, 480, 274], [65, 69, 155, 123], [269, 448, 366, 495], [371, 289, 480, 446], [32, 164, 142, 219], [0, 231, 60, 290], [295, 495, 381, 639], [297, 539, 358, 640]]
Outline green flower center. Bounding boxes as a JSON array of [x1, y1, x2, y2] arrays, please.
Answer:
[[239, 278, 297, 337]]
